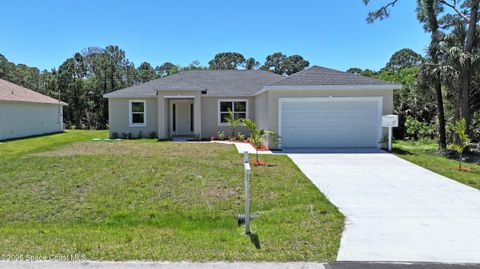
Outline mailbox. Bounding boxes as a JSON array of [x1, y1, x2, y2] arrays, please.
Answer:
[[382, 115, 398, 128], [382, 115, 398, 152]]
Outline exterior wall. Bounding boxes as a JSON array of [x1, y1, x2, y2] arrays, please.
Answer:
[[265, 89, 394, 137], [108, 98, 158, 138], [254, 91, 269, 131], [201, 96, 255, 138], [0, 101, 64, 140], [106, 88, 394, 142]]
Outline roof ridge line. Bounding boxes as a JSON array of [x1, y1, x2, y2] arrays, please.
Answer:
[[176, 77, 207, 90]]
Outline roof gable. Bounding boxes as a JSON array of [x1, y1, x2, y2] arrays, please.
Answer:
[[269, 66, 399, 87], [0, 78, 67, 105]]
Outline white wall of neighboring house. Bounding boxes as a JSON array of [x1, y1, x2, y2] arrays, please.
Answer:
[[0, 101, 64, 140]]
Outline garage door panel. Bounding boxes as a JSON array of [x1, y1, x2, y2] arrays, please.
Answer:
[[280, 98, 381, 148]]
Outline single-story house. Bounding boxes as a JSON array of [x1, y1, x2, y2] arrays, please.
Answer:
[[104, 66, 401, 148], [0, 78, 67, 140]]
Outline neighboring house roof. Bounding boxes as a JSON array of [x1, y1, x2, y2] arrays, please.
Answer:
[[104, 66, 401, 98], [268, 66, 400, 88], [104, 70, 284, 98], [0, 78, 67, 105]]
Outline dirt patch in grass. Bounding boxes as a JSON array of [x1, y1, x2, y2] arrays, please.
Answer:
[[33, 141, 223, 158], [452, 166, 473, 172]]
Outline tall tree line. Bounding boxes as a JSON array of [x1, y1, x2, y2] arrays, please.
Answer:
[[363, 0, 480, 149], [0, 48, 310, 129]]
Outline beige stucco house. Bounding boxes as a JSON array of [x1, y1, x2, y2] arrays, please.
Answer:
[[104, 66, 401, 148], [0, 78, 67, 140]]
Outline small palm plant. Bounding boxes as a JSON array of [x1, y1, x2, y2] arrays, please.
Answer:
[[226, 108, 242, 140], [451, 118, 471, 170], [243, 119, 271, 164]]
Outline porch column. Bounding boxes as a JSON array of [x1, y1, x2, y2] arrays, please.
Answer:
[[194, 94, 202, 138], [157, 96, 168, 139]]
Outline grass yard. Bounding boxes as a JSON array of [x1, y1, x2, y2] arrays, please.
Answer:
[[0, 130, 109, 160], [393, 140, 480, 189], [0, 131, 344, 261]]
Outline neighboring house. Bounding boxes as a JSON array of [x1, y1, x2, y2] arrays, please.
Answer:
[[104, 66, 401, 148], [0, 78, 67, 140]]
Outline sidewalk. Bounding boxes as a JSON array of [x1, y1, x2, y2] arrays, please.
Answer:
[[0, 261, 324, 269], [1, 261, 479, 269]]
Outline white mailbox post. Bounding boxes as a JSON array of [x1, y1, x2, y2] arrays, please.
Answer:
[[243, 151, 252, 235], [382, 115, 399, 151]]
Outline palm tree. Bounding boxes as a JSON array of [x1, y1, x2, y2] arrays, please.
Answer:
[[243, 119, 270, 163], [451, 118, 471, 170], [226, 108, 242, 140]]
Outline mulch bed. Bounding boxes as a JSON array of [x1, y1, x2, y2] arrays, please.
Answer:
[[452, 166, 473, 172], [251, 160, 267, 166], [211, 138, 270, 151]]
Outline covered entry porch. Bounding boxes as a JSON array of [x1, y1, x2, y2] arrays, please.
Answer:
[[157, 91, 202, 139]]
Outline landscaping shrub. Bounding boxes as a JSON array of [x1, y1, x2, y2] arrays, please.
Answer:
[[111, 132, 118, 139], [451, 118, 472, 170], [404, 116, 436, 140], [122, 132, 128, 139], [137, 131, 143, 139], [237, 132, 245, 141], [216, 131, 225, 140], [268, 132, 281, 150], [149, 131, 157, 139]]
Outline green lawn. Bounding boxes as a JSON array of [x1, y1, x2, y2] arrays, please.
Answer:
[[0, 130, 109, 160], [393, 140, 480, 189], [0, 131, 344, 261]]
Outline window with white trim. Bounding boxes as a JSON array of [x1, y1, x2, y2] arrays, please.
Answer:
[[129, 100, 146, 127], [218, 100, 247, 125]]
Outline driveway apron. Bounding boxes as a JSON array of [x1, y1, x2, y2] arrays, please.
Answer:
[[287, 150, 480, 263]]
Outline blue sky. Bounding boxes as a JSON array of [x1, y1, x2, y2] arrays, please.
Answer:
[[0, 0, 430, 72]]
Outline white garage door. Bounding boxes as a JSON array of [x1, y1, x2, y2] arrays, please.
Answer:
[[279, 97, 382, 148]]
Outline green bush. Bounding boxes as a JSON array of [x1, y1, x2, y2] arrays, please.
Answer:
[[450, 118, 471, 169], [216, 131, 225, 140], [268, 132, 281, 150], [236, 132, 245, 141], [404, 116, 436, 140]]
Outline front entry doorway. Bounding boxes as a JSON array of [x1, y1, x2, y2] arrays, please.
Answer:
[[170, 100, 194, 136]]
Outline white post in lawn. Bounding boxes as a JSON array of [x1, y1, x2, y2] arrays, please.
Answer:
[[243, 151, 251, 235]]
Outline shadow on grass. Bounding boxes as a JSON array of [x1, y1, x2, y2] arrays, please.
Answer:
[[248, 232, 261, 249], [0, 131, 66, 142], [391, 148, 413, 155]]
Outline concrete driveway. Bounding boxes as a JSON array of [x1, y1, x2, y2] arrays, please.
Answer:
[[287, 149, 480, 263]]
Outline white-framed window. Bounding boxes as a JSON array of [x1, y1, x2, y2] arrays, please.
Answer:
[[129, 100, 147, 127], [217, 99, 248, 126]]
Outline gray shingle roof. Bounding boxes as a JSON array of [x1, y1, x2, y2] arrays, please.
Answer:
[[104, 66, 400, 98], [104, 70, 284, 97], [269, 66, 398, 87]]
